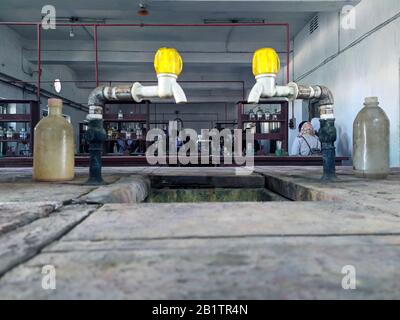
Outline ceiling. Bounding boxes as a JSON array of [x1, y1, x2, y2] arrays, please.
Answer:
[[0, 0, 361, 99], [0, 0, 361, 39]]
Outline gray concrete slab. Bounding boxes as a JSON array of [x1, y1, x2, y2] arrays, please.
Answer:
[[0, 166, 399, 299], [0, 236, 399, 299], [0, 202, 61, 235], [0, 204, 97, 277], [60, 202, 400, 242], [80, 176, 150, 204], [255, 166, 400, 216]]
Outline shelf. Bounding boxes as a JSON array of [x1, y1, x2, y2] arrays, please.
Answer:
[[0, 114, 31, 122], [103, 114, 147, 122], [0, 139, 30, 143], [105, 138, 146, 142], [0, 155, 350, 167], [242, 118, 286, 123], [104, 153, 146, 156], [238, 101, 289, 152], [253, 133, 284, 140]]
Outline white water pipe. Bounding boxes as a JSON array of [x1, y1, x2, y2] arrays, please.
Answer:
[[131, 73, 187, 104]]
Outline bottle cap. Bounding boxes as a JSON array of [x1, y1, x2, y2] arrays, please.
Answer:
[[364, 97, 379, 105], [48, 98, 63, 108]]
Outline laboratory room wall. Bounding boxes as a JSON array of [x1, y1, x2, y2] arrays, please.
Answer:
[[0, 25, 89, 152], [292, 0, 400, 166]]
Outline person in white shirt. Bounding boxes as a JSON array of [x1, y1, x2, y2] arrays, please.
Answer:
[[291, 121, 321, 156]]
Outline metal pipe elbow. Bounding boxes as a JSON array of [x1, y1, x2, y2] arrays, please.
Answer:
[[88, 86, 106, 107], [318, 86, 334, 106]]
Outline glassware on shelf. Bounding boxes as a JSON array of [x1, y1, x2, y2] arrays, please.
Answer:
[[6, 127, 13, 139], [264, 111, 271, 120], [6, 145, 16, 156], [112, 126, 118, 139], [260, 122, 270, 134], [256, 107, 264, 120], [107, 127, 113, 139], [136, 127, 142, 139], [275, 140, 283, 156], [19, 128, 28, 140], [19, 143, 30, 156], [248, 109, 256, 120], [270, 109, 281, 133], [120, 127, 127, 139], [118, 110, 123, 119], [0, 127, 4, 138]]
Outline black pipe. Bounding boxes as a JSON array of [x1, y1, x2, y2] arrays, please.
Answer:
[[294, 84, 337, 181], [319, 118, 337, 181], [86, 85, 137, 185], [85, 118, 107, 185], [317, 86, 336, 181]]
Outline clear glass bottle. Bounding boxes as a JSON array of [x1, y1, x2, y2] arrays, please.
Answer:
[[136, 127, 142, 139], [256, 107, 264, 120], [107, 126, 113, 139], [33, 99, 75, 181], [353, 97, 390, 179], [20, 128, 27, 140], [118, 110, 123, 119], [0, 126, 4, 138], [248, 109, 255, 120], [121, 126, 127, 139], [6, 127, 13, 139]]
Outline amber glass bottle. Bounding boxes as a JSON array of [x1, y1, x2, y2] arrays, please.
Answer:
[[33, 99, 75, 181]]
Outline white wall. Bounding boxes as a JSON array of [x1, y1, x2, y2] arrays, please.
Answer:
[[293, 0, 400, 166], [0, 25, 88, 150]]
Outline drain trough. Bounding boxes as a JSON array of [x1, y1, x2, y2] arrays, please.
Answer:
[[80, 173, 327, 204]]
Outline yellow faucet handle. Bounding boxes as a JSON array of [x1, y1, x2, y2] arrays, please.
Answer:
[[154, 47, 183, 76], [252, 48, 280, 76]]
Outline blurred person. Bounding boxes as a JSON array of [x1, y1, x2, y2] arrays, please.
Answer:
[[291, 122, 321, 156]]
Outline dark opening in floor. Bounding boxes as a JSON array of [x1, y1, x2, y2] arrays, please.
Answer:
[[147, 174, 290, 203], [146, 187, 288, 203]]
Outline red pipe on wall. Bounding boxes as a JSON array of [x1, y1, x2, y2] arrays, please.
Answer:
[[286, 23, 290, 84], [36, 23, 41, 102], [0, 22, 290, 102], [93, 24, 99, 87]]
